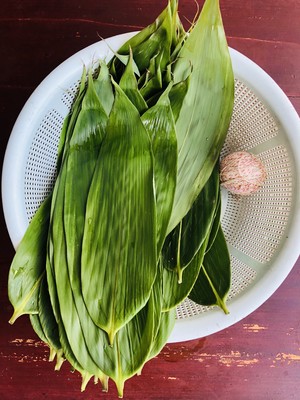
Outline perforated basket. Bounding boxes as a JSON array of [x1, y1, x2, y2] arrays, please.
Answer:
[[2, 32, 300, 343]]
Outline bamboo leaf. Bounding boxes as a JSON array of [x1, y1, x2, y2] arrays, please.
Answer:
[[162, 164, 219, 282], [139, 52, 164, 101], [46, 69, 112, 384], [60, 67, 88, 162], [119, 50, 148, 113], [29, 275, 65, 368], [47, 164, 108, 384], [141, 83, 177, 253], [30, 314, 48, 345], [48, 188, 162, 394], [38, 275, 62, 357], [138, 307, 176, 376], [111, 0, 179, 76], [64, 70, 109, 291], [46, 62, 160, 390], [8, 197, 50, 323], [92, 61, 114, 117], [168, 0, 234, 232], [161, 235, 208, 311], [205, 193, 221, 254], [81, 81, 157, 343], [7, 68, 87, 324], [111, 267, 163, 397], [147, 309, 176, 359], [189, 224, 231, 314], [168, 77, 190, 122]]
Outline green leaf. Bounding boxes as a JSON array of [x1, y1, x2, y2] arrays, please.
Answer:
[[147, 261, 176, 359], [8, 196, 50, 323], [29, 274, 65, 369], [64, 71, 109, 290], [205, 193, 221, 254], [38, 276, 61, 354], [46, 63, 159, 391], [168, 77, 190, 122], [111, 0, 179, 75], [162, 165, 220, 282], [59, 67, 88, 163], [81, 81, 157, 344], [92, 61, 114, 117], [161, 236, 208, 312], [7, 68, 87, 324], [48, 192, 162, 394], [119, 50, 148, 113], [46, 70, 111, 384], [47, 163, 110, 393], [189, 224, 231, 314], [111, 267, 163, 397], [141, 83, 177, 253], [168, 0, 234, 232], [30, 314, 48, 345], [148, 309, 176, 360]]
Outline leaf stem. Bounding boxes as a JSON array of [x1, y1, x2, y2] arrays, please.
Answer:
[[202, 266, 229, 314], [176, 220, 183, 283]]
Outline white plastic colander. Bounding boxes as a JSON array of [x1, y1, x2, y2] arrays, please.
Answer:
[[2, 32, 300, 343]]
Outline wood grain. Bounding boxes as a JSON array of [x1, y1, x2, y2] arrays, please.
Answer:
[[0, 1, 299, 399]]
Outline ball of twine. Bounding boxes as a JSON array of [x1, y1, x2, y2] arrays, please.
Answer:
[[220, 151, 267, 195]]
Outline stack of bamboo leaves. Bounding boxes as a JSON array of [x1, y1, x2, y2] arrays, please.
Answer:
[[7, 0, 234, 397]]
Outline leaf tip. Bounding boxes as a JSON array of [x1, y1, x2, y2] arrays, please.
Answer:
[[218, 298, 230, 315], [8, 309, 24, 325], [54, 349, 65, 371], [80, 371, 93, 392]]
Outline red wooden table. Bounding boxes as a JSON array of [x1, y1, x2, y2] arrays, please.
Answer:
[[1, 1, 300, 399]]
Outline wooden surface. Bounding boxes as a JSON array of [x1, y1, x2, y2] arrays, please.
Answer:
[[0, 0, 299, 399]]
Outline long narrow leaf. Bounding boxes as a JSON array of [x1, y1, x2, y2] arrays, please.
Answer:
[[162, 236, 208, 311], [162, 165, 219, 282], [111, 267, 163, 397], [8, 196, 50, 323], [189, 224, 231, 314], [64, 70, 109, 291], [93, 61, 115, 116], [47, 165, 104, 379], [205, 193, 221, 254], [110, 0, 178, 76], [141, 83, 177, 253], [7, 66, 89, 324], [46, 70, 111, 385], [168, 0, 234, 232], [119, 51, 148, 113], [81, 81, 157, 344]]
